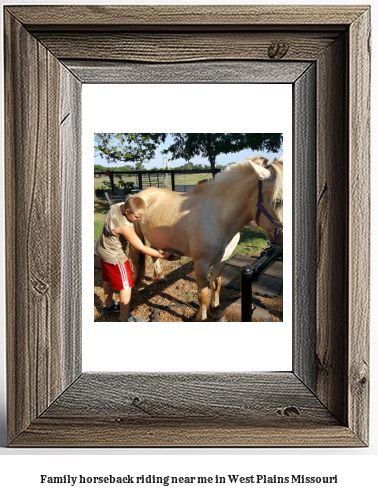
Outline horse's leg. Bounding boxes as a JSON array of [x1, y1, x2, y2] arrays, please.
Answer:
[[128, 244, 143, 288], [151, 254, 168, 284], [209, 233, 240, 320], [208, 261, 227, 320], [194, 259, 210, 321], [129, 221, 145, 289]]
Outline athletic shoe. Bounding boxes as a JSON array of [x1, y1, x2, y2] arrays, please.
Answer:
[[123, 315, 145, 322], [102, 301, 120, 315]]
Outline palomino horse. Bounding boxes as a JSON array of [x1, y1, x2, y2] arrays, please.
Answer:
[[130, 155, 283, 321]]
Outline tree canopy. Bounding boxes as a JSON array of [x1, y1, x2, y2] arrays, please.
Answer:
[[162, 133, 282, 171], [228, 133, 282, 154], [94, 133, 166, 166], [94, 133, 282, 171]]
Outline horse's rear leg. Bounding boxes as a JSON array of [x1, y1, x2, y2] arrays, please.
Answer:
[[129, 220, 145, 289], [151, 255, 168, 284], [128, 245, 143, 289], [194, 260, 209, 321]]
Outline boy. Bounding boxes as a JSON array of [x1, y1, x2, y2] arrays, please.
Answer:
[[95, 195, 179, 322]]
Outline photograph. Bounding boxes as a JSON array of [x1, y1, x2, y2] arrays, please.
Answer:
[[93, 133, 284, 324]]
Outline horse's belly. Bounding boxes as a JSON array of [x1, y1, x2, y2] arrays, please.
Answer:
[[141, 225, 190, 256]]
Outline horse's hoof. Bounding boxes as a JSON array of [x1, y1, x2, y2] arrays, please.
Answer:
[[157, 277, 169, 284], [215, 316, 228, 322], [208, 306, 224, 320], [194, 314, 207, 322]]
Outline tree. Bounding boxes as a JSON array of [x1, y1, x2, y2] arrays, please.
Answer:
[[162, 133, 282, 172], [94, 164, 106, 172], [162, 133, 224, 171], [134, 162, 147, 171], [94, 133, 166, 166], [228, 133, 282, 154]]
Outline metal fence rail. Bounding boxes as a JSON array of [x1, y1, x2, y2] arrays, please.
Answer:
[[240, 245, 283, 322], [94, 169, 220, 194]]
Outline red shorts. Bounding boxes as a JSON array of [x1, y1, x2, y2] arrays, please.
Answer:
[[99, 259, 134, 290]]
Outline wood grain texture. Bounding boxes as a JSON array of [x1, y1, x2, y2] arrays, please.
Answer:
[[293, 65, 317, 389], [348, 8, 371, 444], [4, 5, 370, 447], [35, 32, 339, 63], [7, 5, 367, 29], [316, 34, 349, 426], [5, 12, 61, 442], [41, 373, 335, 421], [4, 11, 81, 444], [11, 419, 363, 448], [60, 68, 82, 388], [66, 60, 311, 84], [12, 373, 363, 447]]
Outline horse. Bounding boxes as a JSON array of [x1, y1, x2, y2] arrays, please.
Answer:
[[129, 156, 283, 321]]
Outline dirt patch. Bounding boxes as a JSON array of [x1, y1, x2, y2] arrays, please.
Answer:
[[94, 256, 283, 323]]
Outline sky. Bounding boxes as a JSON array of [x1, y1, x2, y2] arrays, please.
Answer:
[[94, 134, 283, 169]]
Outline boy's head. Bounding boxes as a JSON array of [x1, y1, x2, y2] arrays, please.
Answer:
[[123, 196, 146, 221]]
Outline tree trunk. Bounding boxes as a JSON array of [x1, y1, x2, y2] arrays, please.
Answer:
[[209, 156, 216, 175]]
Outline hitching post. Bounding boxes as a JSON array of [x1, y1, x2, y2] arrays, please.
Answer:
[[241, 265, 254, 322], [240, 245, 283, 322]]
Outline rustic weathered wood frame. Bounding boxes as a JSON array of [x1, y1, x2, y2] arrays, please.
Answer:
[[4, 5, 370, 447]]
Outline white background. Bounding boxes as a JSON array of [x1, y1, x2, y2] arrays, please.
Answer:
[[84, 83, 292, 372], [0, 0, 377, 498]]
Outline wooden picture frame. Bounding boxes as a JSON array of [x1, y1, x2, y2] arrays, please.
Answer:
[[4, 5, 370, 447]]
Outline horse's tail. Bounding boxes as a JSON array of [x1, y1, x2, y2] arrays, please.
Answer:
[[129, 221, 146, 287]]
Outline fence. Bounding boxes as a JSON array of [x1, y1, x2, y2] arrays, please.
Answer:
[[94, 169, 221, 196]]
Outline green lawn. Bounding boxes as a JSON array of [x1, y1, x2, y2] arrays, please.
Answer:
[[229, 226, 268, 258], [94, 201, 268, 257], [94, 202, 108, 240]]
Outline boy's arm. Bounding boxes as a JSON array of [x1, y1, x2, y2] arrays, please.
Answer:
[[112, 226, 179, 260]]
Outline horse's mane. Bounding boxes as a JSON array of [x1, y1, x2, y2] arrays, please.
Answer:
[[267, 161, 283, 205], [193, 155, 283, 205]]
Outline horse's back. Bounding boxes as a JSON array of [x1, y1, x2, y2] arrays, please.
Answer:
[[137, 187, 183, 203]]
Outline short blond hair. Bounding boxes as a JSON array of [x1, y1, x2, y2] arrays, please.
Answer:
[[124, 195, 146, 216]]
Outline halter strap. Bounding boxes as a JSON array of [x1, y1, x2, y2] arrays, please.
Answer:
[[255, 163, 283, 245]]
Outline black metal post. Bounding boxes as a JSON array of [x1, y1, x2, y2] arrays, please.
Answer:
[[240, 245, 283, 322], [171, 171, 175, 191], [137, 171, 143, 190], [241, 265, 253, 322]]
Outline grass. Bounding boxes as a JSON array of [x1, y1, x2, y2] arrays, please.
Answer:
[[230, 226, 269, 258], [94, 201, 108, 240], [94, 201, 268, 257]]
